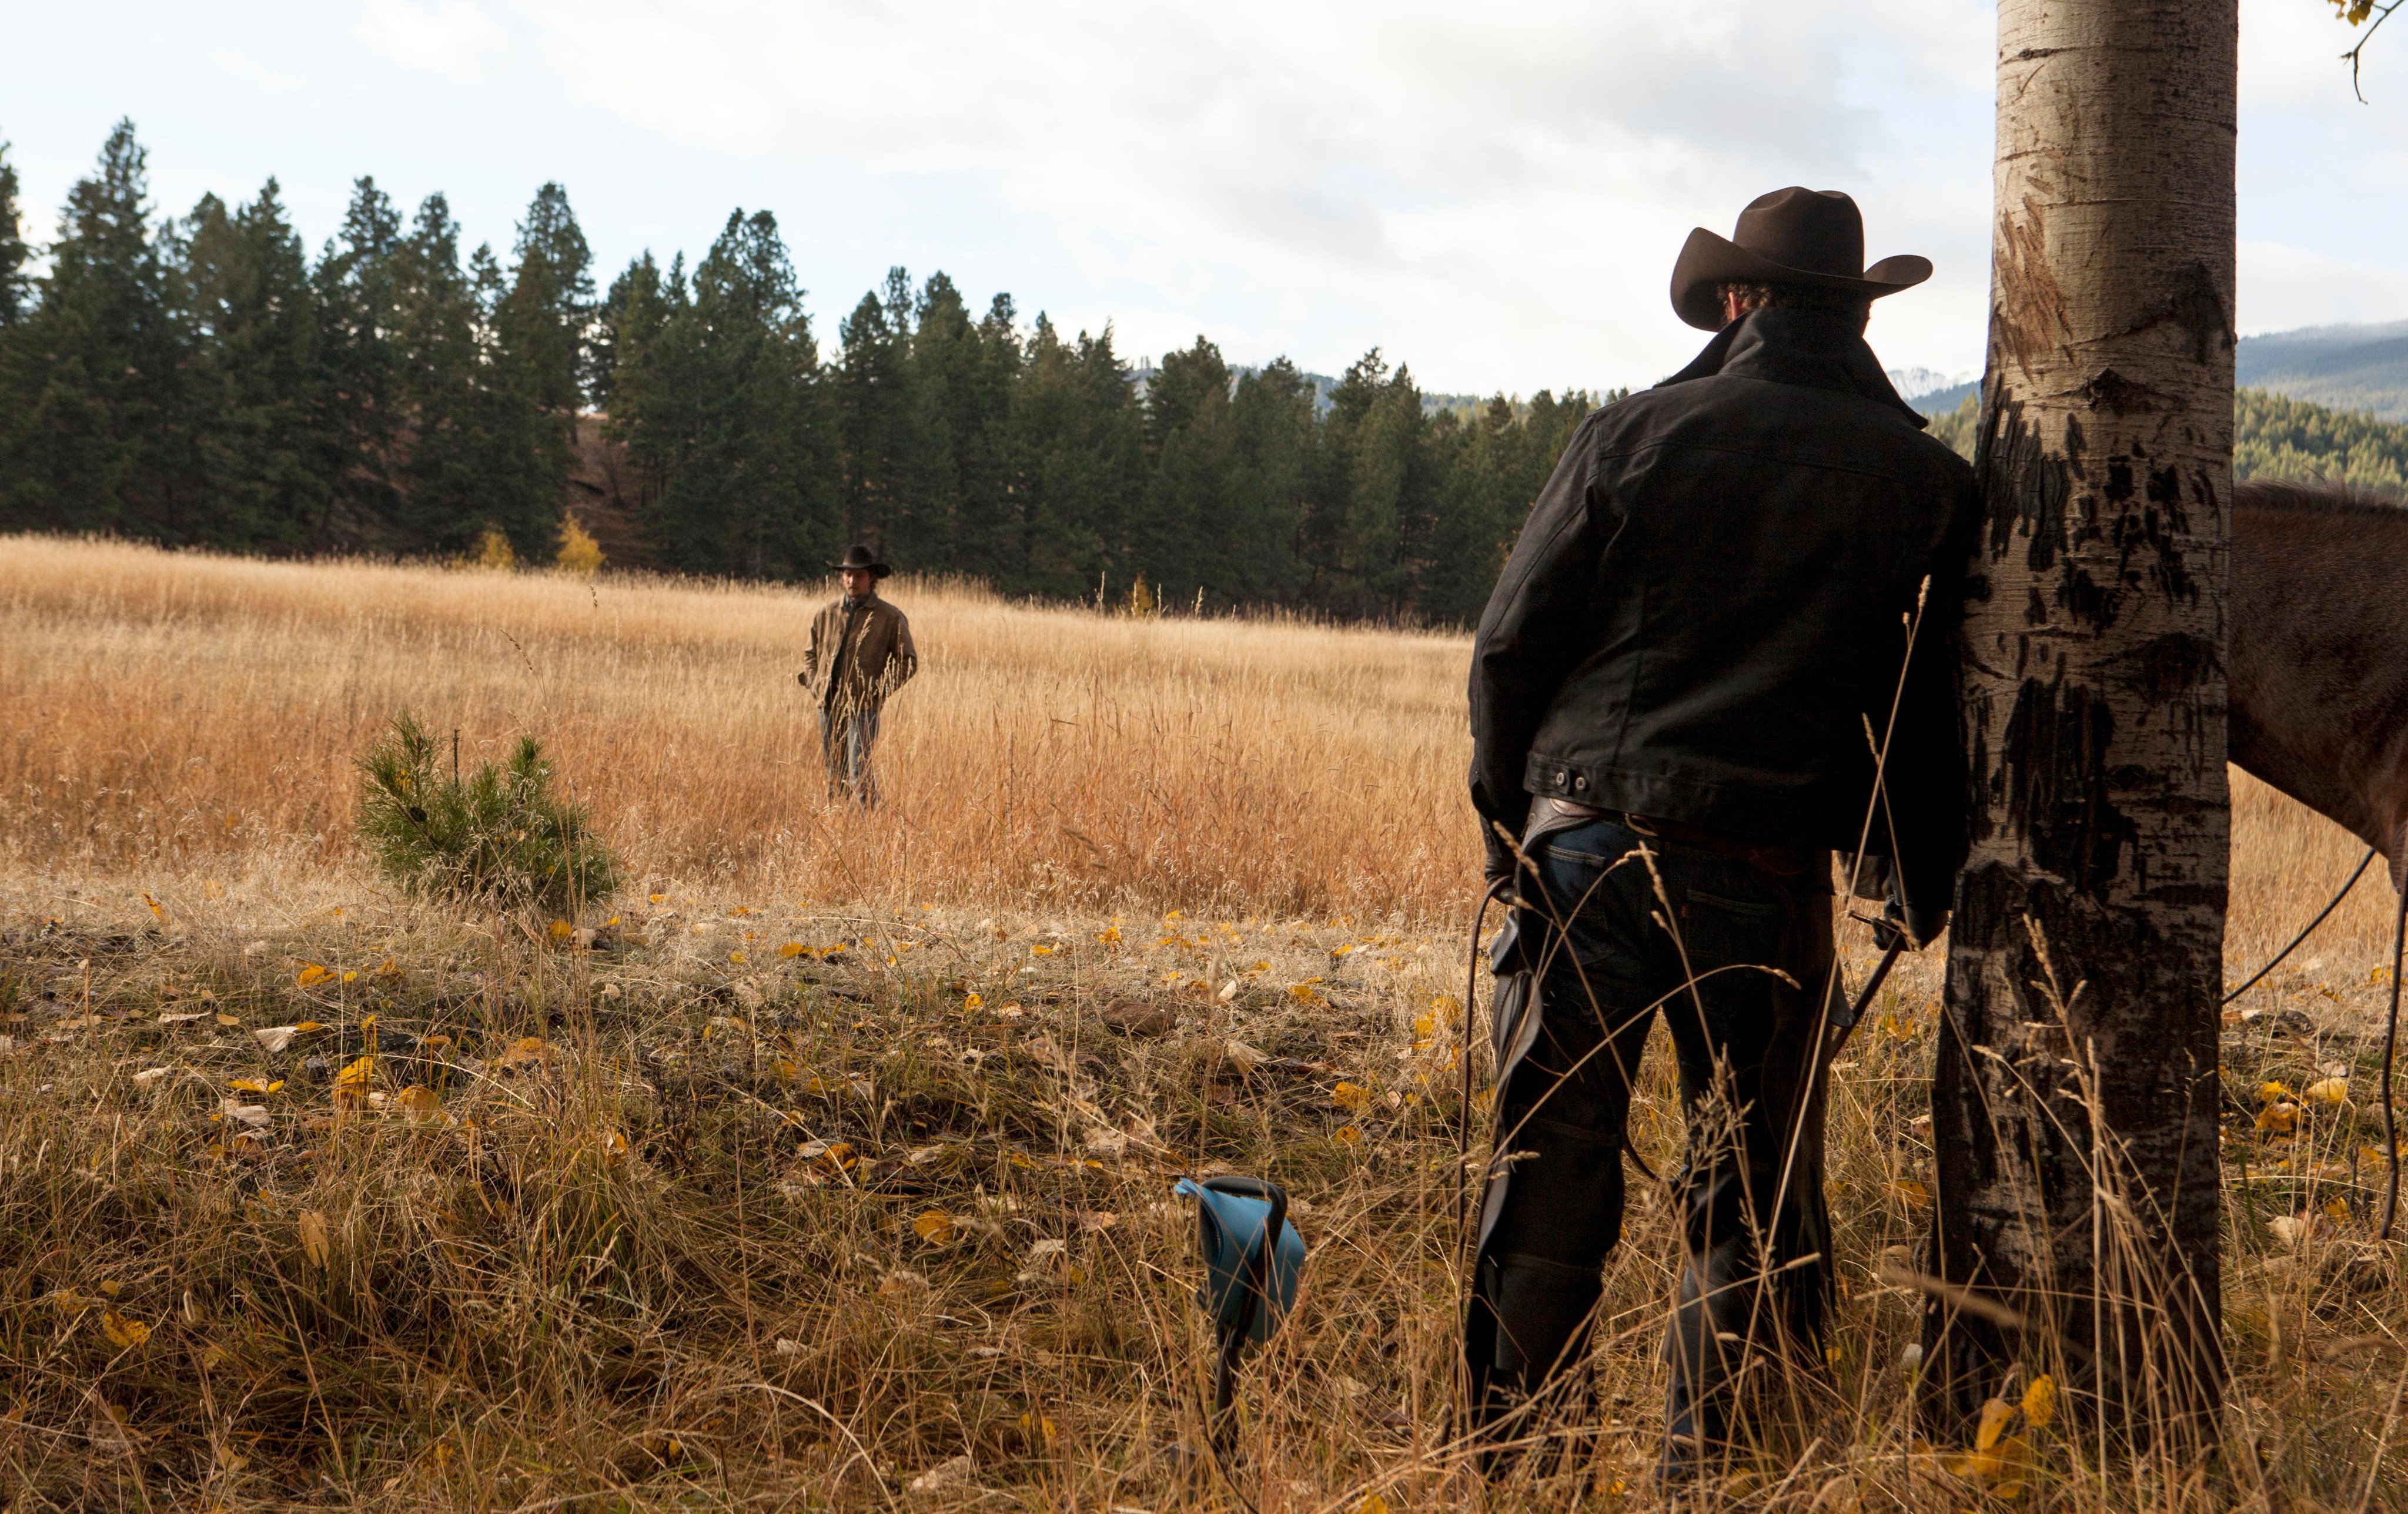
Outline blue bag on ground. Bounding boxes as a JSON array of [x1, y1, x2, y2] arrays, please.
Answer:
[[1174, 1175, 1305, 1346]]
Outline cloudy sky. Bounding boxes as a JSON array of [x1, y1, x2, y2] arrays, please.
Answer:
[[5, 1, 2406, 394]]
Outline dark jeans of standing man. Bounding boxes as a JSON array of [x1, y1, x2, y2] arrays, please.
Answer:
[[1469, 812, 1836, 1472], [820, 706, 882, 806]]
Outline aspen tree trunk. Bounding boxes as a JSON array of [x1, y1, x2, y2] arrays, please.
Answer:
[[1927, 0, 2235, 1440]]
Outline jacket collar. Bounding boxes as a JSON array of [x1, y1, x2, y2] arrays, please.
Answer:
[[1654, 306, 1927, 428]]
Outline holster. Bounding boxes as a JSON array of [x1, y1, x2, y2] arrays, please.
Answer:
[[1464, 800, 1607, 1405]]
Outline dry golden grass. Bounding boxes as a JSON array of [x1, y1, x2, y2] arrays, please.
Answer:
[[1, 536, 1466, 922], [2, 535, 2406, 1511]]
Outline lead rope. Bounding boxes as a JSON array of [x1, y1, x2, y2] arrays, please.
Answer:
[[2210, 843, 2398, 1238], [2383, 876, 2404, 1241], [2223, 846, 2377, 1006]]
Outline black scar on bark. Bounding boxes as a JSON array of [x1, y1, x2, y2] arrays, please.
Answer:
[[2115, 632, 2218, 708], [1975, 394, 2072, 574], [2079, 368, 2171, 414], [2002, 676, 2138, 894], [2159, 260, 2237, 367]]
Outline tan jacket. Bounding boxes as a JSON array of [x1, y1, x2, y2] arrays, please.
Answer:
[[800, 594, 917, 714]]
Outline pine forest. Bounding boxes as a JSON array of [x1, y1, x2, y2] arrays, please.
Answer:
[[0, 122, 1604, 625]]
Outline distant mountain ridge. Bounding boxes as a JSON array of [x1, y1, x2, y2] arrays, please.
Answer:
[[1894, 320, 2408, 421]]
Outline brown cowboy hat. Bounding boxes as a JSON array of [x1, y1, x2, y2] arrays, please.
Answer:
[[831, 544, 891, 578], [1668, 187, 1931, 331]]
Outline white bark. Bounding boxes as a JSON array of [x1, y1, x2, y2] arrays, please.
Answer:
[[1928, 0, 2235, 1436]]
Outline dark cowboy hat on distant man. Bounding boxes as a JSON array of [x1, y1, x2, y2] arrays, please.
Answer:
[[832, 544, 891, 578], [1667, 186, 1932, 331]]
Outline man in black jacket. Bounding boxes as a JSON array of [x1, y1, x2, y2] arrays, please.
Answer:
[[1463, 187, 1975, 1477]]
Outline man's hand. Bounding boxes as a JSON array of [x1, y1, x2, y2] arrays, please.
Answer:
[[1869, 895, 1948, 952], [1483, 825, 1519, 890]]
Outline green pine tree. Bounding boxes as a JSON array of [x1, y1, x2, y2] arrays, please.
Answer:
[[592, 251, 668, 417], [1007, 314, 1142, 600], [177, 178, 327, 551], [0, 135, 29, 327], [1140, 336, 1237, 605], [310, 177, 407, 548], [0, 120, 191, 540], [616, 212, 834, 578], [837, 276, 913, 550], [1225, 359, 1317, 605]]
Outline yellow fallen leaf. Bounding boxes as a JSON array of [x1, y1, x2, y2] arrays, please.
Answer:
[[1890, 1178, 1932, 1207], [964, 992, 983, 1010], [296, 1020, 324, 1032], [340, 970, 356, 983], [729, 950, 748, 964], [1332, 1080, 1372, 1113], [2258, 1080, 2293, 1105], [1335, 1125, 1363, 1147], [779, 942, 806, 958], [1357, 1496, 1390, 1514], [143, 893, 166, 924], [373, 957, 400, 977], [336, 1054, 375, 1090], [2305, 1077, 2349, 1106], [228, 1078, 283, 1095], [395, 1085, 443, 1122], [100, 1310, 150, 1350], [297, 964, 332, 988], [1975, 1396, 2018, 1451], [648, 893, 665, 903], [913, 1210, 959, 1245], [2325, 1195, 2351, 1222], [2020, 1373, 2055, 1429], [773, 1057, 800, 1082], [496, 1037, 547, 1067], [549, 919, 574, 941], [215, 1014, 240, 1027], [2256, 1102, 2299, 1135], [298, 1210, 329, 1267]]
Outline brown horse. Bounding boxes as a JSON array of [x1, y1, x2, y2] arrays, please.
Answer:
[[2233, 478, 2408, 886]]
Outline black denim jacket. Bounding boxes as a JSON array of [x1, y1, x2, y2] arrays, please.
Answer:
[[1467, 306, 1978, 930]]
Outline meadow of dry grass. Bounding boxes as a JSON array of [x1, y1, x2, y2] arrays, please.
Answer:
[[0, 536, 1466, 922], [3, 536, 2406, 1511]]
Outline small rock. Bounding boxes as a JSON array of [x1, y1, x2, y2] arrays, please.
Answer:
[[907, 1455, 975, 1495], [2241, 1006, 2319, 1040], [1219, 1038, 1267, 1075], [1102, 999, 1177, 1037]]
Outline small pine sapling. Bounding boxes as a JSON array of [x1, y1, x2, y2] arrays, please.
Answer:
[[355, 711, 620, 916]]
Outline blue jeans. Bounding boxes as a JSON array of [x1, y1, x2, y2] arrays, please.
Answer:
[[819, 706, 881, 806], [1470, 814, 1836, 1436]]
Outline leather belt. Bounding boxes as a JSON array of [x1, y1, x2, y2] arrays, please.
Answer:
[[1536, 796, 1818, 878]]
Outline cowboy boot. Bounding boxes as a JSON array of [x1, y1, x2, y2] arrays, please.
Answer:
[[1465, 1252, 1603, 1475], [1658, 1229, 1760, 1483]]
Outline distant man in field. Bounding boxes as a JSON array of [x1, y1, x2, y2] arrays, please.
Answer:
[[798, 545, 917, 806], [1464, 189, 1975, 1478]]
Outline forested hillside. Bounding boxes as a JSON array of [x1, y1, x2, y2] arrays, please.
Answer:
[[1928, 388, 2408, 491], [0, 122, 1606, 624]]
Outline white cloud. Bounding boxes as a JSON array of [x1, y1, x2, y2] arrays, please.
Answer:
[[208, 46, 302, 94], [355, 0, 508, 85], [505, 0, 1999, 388], [2239, 237, 2408, 334]]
